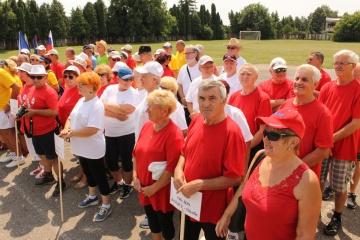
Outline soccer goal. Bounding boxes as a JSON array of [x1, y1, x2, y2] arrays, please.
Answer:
[[239, 31, 261, 41]]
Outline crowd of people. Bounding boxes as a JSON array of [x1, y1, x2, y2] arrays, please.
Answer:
[[0, 38, 360, 239]]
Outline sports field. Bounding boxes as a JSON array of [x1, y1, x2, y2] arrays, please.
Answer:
[[1, 40, 359, 68]]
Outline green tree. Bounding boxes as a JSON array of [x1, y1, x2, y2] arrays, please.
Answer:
[[69, 7, 89, 42], [37, 3, 50, 40], [308, 7, 327, 33], [200, 25, 213, 40], [83, 3, 99, 42], [0, 1, 18, 44], [94, 0, 107, 39], [333, 12, 360, 42], [320, 5, 338, 18], [48, 0, 68, 40], [27, 0, 39, 41], [190, 13, 201, 38]]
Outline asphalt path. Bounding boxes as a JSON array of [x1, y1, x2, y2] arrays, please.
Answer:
[[1, 65, 359, 240]]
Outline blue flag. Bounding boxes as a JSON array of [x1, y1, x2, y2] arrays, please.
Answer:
[[33, 35, 38, 55], [19, 31, 30, 53]]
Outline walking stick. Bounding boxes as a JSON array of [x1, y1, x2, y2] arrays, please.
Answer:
[[180, 211, 185, 240]]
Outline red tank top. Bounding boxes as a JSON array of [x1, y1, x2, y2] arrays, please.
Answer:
[[242, 160, 308, 240]]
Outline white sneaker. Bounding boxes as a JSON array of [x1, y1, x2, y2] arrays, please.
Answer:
[[6, 156, 26, 168], [35, 168, 45, 179], [32, 157, 41, 162], [227, 230, 239, 240], [0, 152, 16, 163], [30, 164, 44, 176]]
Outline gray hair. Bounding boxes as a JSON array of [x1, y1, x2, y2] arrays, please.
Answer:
[[198, 80, 226, 100], [295, 64, 321, 84], [195, 44, 204, 55], [333, 49, 359, 64], [238, 63, 259, 76], [185, 45, 200, 61]]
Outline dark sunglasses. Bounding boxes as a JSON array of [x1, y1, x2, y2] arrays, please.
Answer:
[[98, 73, 107, 77], [112, 58, 121, 62], [64, 75, 75, 80], [263, 130, 297, 141], [30, 76, 44, 80], [274, 68, 287, 73], [227, 47, 236, 50]]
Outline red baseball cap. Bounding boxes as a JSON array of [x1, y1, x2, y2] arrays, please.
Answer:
[[256, 108, 305, 139]]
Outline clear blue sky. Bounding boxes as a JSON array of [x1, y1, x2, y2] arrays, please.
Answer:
[[37, 0, 357, 25]]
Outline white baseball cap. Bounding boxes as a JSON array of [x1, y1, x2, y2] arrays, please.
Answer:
[[63, 65, 80, 76], [270, 57, 287, 70], [112, 62, 127, 72], [198, 55, 214, 66], [45, 49, 59, 56], [135, 61, 164, 78], [36, 45, 46, 51]]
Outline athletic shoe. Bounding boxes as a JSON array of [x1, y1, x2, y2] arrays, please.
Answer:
[[139, 216, 149, 229], [0, 152, 16, 163], [347, 193, 357, 209], [5, 156, 26, 168], [324, 215, 342, 236], [52, 181, 67, 197], [35, 174, 55, 186], [227, 231, 239, 240], [35, 169, 45, 179], [30, 164, 43, 176], [322, 186, 335, 200], [94, 206, 112, 222], [32, 157, 41, 162], [119, 185, 133, 199], [109, 182, 122, 195], [78, 195, 99, 208]]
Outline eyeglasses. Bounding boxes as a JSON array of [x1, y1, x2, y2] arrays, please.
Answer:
[[98, 73, 107, 77], [263, 130, 297, 141], [185, 52, 195, 55], [274, 68, 287, 73], [333, 62, 353, 67], [112, 58, 121, 62], [30, 58, 37, 62], [64, 75, 75, 80], [78, 83, 87, 88], [306, 58, 313, 62], [30, 76, 44, 80], [227, 47, 236, 50]]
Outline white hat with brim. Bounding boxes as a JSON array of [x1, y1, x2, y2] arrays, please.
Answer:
[[78, 52, 89, 60], [132, 52, 141, 62], [71, 57, 87, 69], [20, 48, 30, 54], [112, 62, 127, 72], [17, 62, 33, 73], [121, 44, 132, 52], [36, 45, 46, 51], [109, 51, 120, 58], [134, 61, 164, 78], [29, 65, 47, 75], [63, 65, 80, 76], [45, 49, 59, 56], [155, 49, 166, 56]]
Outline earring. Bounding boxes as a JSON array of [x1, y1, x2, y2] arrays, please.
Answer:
[[288, 147, 291, 151], [90, 91, 93, 94]]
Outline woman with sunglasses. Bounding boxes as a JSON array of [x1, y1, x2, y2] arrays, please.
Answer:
[[100, 66, 138, 199], [216, 109, 321, 240], [37, 56, 60, 93], [94, 64, 113, 97]]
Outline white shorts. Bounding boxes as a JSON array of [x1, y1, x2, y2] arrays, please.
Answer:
[[0, 110, 15, 129]]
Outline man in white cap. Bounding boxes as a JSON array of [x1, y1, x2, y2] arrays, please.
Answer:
[[72, 57, 87, 74], [45, 49, 65, 86], [163, 42, 179, 78], [223, 38, 246, 70], [20, 48, 30, 57], [258, 57, 295, 112], [219, 53, 242, 100], [186, 55, 218, 119], [121, 44, 136, 69], [23, 65, 66, 197], [36, 45, 46, 56], [83, 45, 97, 69], [108, 51, 121, 69]]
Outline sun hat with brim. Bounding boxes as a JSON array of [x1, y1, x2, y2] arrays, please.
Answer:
[[135, 61, 164, 78], [132, 52, 141, 62], [29, 65, 47, 75], [112, 62, 127, 72], [37, 56, 51, 64], [256, 108, 305, 139], [121, 44, 132, 52], [117, 67, 134, 79], [109, 51, 120, 58], [270, 57, 287, 70], [36, 45, 46, 51], [199, 55, 214, 66], [71, 57, 87, 69], [63, 65, 80, 76], [45, 49, 59, 56], [17, 62, 33, 73], [223, 38, 243, 49], [96, 40, 108, 50], [20, 48, 30, 54]]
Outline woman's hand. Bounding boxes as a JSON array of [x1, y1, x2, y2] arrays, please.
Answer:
[[59, 128, 72, 140], [141, 185, 156, 197], [215, 215, 231, 238], [133, 176, 141, 192], [174, 167, 186, 190]]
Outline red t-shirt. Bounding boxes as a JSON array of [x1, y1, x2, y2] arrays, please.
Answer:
[[58, 86, 82, 127], [228, 88, 272, 135], [126, 55, 136, 70], [315, 69, 332, 91], [319, 79, 360, 161], [133, 120, 184, 213], [280, 98, 333, 178], [24, 85, 59, 136], [182, 115, 246, 224], [18, 84, 34, 134], [257, 78, 295, 100], [162, 66, 175, 78], [243, 161, 308, 239], [50, 61, 65, 86]]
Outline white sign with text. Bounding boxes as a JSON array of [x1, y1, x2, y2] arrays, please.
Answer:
[[10, 99, 18, 115], [54, 134, 65, 159], [170, 177, 202, 221]]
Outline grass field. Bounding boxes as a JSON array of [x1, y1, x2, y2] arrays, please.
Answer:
[[1, 40, 359, 68]]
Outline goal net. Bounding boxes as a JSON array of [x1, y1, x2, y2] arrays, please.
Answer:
[[239, 31, 261, 41]]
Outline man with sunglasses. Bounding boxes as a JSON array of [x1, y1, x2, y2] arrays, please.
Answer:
[[279, 64, 333, 180], [22, 65, 66, 197], [258, 57, 295, 112], [223, 38, 246, 71], [318, 50, 360, 236], [306, 52, 331, 97]]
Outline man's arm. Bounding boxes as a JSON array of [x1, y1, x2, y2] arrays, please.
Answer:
[[5, 83, 21, 113], [24, 109, 58, 117], [103, 102, 135, 115], [301, 147, 330, 168], [333, 118, 360, 143], [250, 124, 265, 148], [104, 109, 128, 121], [270, 99, 285, 111], [178, 84, 187, 106]]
